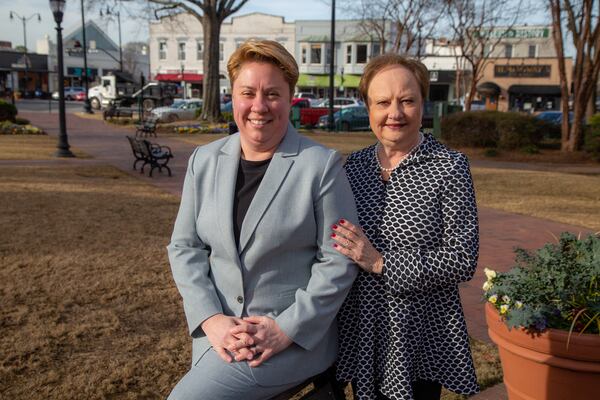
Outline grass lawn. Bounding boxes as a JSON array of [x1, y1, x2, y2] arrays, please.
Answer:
[[471, 168, 600, 232], [0, 135, 90, 160], [0, 164, 502, 399]]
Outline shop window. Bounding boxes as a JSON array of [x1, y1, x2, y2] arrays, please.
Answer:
[[504, 44, 513, 58], [219, 42, 224, 61], [178, 42, 186, 61], [158, 41, 167, 60], [346, 45, 352, 64], [301, 46, 307, 64], [528, 44, 537, 58], [196, 41, 203, 60], [372, 43, 381, 58], [311, 44, 322, 64], [356, 44, 368, 64], [325, 45, 331, 65], [483, 44, 492, 57]]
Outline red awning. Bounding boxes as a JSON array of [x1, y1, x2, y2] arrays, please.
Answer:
[[155, 73, 203, 83]]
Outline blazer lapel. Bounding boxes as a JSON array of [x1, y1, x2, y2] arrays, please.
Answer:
[[238, 124, 301, 254], [216, 135, 242, 264]]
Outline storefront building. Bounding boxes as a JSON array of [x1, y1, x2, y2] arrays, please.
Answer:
[[473, 26, 573, 112], [0, 49, 49, 97], [149, 12, 295, 96]]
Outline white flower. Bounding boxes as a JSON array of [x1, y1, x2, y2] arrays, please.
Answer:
[[500, 304, 510, 314], [488, 294, 498, 304], [515, 301, 523, 309], [482, 280, 493, 291], [484, 267, 497, 281], [502, 295, 511, 304]]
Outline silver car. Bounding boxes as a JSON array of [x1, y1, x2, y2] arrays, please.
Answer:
[[151, 99, 203, 122], [51, 86, 86, 101]]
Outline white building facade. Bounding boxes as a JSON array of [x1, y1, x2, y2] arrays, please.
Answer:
[[149, 12, 295, 96]]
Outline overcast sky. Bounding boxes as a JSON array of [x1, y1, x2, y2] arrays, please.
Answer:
[[0, 0, 339, 51]]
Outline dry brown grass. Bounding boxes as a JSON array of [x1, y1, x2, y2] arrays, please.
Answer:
[[472, 167, 600, 231], [0, 135, 90, 160], [172, 131, 375, 155], [0, 165, 187, 399]]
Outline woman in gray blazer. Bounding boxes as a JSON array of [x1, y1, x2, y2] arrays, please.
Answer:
[[166, 40, 358, 400]]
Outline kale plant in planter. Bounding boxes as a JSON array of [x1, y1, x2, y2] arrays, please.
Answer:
[[483, 232, 599, 335]]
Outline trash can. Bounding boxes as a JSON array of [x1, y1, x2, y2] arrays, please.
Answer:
[[290, 107, 301, 129]]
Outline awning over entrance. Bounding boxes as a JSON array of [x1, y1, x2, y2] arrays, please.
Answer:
[[155, 73, 203, 83], [297, 74, 361, 88], [508, 85, 561, 95], [477, 82, 501, 96]]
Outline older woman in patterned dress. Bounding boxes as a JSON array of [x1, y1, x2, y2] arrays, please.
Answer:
[[331, 54, 480, 400]]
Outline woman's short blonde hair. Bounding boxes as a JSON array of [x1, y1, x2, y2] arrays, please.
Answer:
[[227, 40, 299, 96], [359, 54, 430, 108]]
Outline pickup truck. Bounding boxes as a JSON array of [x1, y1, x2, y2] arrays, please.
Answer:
[[292, 98, 339, 127]]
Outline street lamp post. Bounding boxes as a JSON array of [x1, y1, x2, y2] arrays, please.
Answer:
[[9, 11, 41, 97], [101, 6, 123, 71], [50, 0, 74, 158], [80, 0, 93, 113]]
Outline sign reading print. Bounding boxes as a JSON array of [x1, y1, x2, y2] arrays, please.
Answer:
[[494, 65, 551, 78]]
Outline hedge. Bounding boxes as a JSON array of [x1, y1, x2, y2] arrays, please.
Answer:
[[441, 111, 546, 149], [584, 113, 600, 160], [0, 99, 17, 122]]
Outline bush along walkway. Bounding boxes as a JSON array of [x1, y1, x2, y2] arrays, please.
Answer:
[[20, 111, 596, 400]]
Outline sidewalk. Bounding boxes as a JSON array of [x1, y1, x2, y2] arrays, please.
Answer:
[[18, 111, 596, 399]]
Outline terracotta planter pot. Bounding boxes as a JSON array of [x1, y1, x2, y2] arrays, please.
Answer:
[[485, 303, 600, 399]]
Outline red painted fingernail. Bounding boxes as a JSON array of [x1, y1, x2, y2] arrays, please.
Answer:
[[339, 219, 346, 224], [331, 233, 336, 238], [333, 243, 338, 248], [332, 224, 338, 229]]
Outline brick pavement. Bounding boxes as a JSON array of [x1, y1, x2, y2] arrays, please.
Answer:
[[18, 111, 598, 399]]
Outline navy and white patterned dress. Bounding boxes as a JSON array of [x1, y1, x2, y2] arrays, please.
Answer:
[[336, 133, 480, 400]]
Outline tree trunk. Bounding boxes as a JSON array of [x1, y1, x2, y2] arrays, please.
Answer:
[[201, 14, 222, 122]]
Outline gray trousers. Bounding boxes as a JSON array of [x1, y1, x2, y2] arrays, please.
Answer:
[[167, 349, 305, 400]]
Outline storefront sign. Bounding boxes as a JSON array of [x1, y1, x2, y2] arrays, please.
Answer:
[[494, 65, 551, 78], [475, 27, 550, 39]]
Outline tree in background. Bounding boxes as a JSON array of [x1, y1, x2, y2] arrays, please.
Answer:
[[148, 0, 249, 122], [549, 0, 600, 151], [444, 0, 523, 111], [344, 0, 443, 59], [93, 0, 249, 122]]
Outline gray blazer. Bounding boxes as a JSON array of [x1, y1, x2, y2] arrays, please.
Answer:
[[167, 125, 358, 386]]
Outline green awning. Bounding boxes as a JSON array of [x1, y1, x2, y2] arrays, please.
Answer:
[[297, 74, 361, 88]]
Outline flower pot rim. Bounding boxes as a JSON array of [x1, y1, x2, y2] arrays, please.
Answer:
[[485, 302, 600, 364]]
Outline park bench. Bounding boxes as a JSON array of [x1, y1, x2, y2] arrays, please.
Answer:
[[268, 367, 345, 400], [135, 116, 159, 138], [126, 136, 173, 177]]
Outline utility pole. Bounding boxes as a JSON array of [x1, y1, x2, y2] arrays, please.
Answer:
[[80, 0, 93, 113]]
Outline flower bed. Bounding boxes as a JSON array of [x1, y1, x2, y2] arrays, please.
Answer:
[[0, 120, 46, 135], [173, 123, 228, 134]]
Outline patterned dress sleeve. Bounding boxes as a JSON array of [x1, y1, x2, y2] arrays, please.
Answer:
[[381, 154, 479, 295]]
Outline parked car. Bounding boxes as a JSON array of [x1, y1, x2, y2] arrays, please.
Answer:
[[316, 97, 364, 109], [221, 101, 233, 112], [74, 91, 87, 101], [291, 98, 311, 108], [294, 92, 316, 100], [317, 106, 370, 131], [52, 86, 86, 101], [151, 99, 203, 122], [535, 110, 574, 125]]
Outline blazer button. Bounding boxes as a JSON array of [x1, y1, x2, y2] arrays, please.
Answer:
[[236, 296, 244, 304]]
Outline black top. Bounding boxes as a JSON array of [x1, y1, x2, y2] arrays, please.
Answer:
[[233, 158, 272, 246]]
